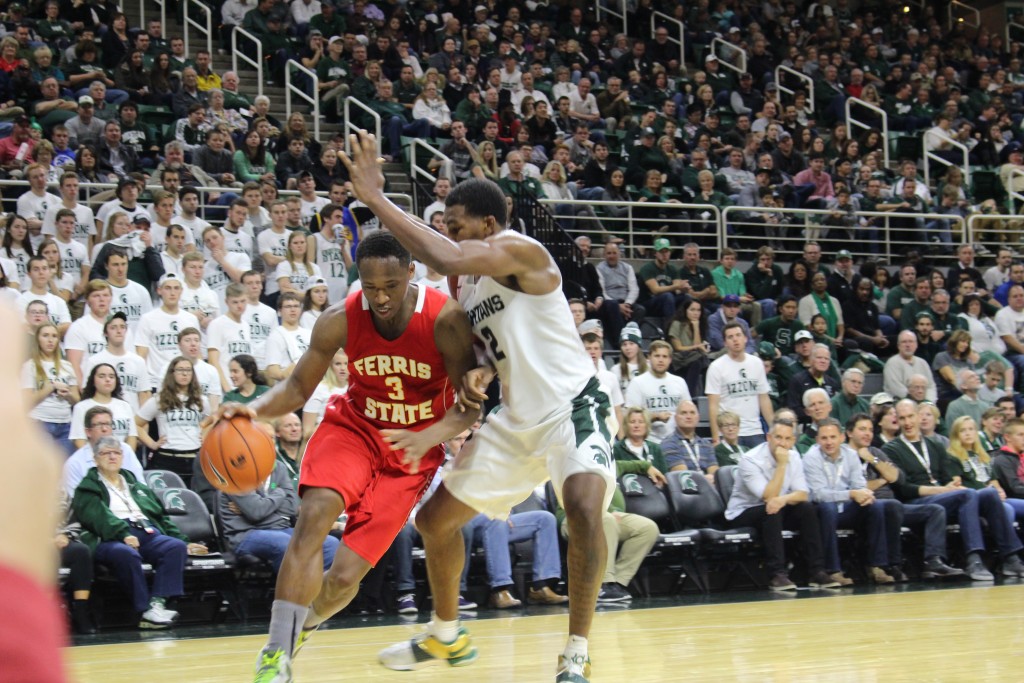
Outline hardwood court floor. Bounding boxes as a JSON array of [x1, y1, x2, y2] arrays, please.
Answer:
[[69, 584, 1024, 682]]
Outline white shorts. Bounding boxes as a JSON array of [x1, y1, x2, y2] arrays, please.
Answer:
[[442, 378, 617, 519]]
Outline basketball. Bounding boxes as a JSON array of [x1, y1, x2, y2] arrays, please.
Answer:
[[200, 416, 277, 495]]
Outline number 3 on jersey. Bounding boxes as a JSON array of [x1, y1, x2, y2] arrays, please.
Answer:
[[385, 376, 405, 401], [480, 326, 506, 361]]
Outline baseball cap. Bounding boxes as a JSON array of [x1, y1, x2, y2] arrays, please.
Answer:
[[308, 29, 323, 37], [755, 167, 772, 175], [329, 35, 343, 43], [704, 54, 718, 63], [578, 318, 603, 336], [116, 177, 138, 194], [740, 72, 752, 79], [620, 322, 642, 346], [305, 275, 327, 291], [870, 392, 895, 406], [872, 27, 884, 34], [915, 310, 934, 321], [757, 341, 776, 359], [103, 311, 128, 331], [78, 95, 94, 106], [132, 214, 151, 225], [729, 26, 741, 33], [466, 39, 480, 47], [778, 131, 792, 141], [157, 273, 180, 286], [764, 82, 779, 92], [836, 249, 853, 260], [653, 237, 671, 251], [722, 294, 741, 305], [13, 114, 29, 126], [642, 126, 656, 137], [474, 4, 488, 12], [794, 330, 813, 342]]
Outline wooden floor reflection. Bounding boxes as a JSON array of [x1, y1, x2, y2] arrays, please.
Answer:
[[68, 584, 1024, 682]]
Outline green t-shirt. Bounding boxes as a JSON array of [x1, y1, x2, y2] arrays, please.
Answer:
[[224, 384, 271, 405], [885, 284, 914, 316], [754, 316, 805, 356], [638, 261, 681, 303], [679, 265, 715, 295]]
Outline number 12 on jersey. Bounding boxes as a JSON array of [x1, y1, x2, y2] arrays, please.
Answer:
[[479, 326, 506, 361]]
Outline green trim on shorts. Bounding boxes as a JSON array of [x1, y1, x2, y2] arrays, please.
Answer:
[[570, 377, 612, 455]]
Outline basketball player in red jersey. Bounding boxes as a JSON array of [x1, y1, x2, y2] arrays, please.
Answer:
[[214, 232, 481, 683]]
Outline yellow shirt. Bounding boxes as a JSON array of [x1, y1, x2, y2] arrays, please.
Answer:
[[196, 71, 222, 92]]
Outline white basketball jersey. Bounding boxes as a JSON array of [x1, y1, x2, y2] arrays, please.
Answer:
[[459, 256, 595, 426]]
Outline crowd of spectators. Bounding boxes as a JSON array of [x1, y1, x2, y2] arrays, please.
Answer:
[[11, 0, 1024, 634]]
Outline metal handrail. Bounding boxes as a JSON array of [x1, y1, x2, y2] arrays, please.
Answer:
[[595, 0, 627, 37], [774, 65, 814, 112], [284, 59, 320, 142], [183, 0, 213, 60], [948, 0, 980, 31], [845, 97, 889, 168], [536, 198, 723, 256], [1008, 21, 1024, 47], [721, 205, 966, 263], [709, 37, 747, 75], [409, 138, 452, 184], [965, 213, 1024, 249], [139, 0, 167, 40], [343, 98, 382, 157], [231, 27, 264, 99], [651, 12, 685, 70], [922, 130, 969, 189]]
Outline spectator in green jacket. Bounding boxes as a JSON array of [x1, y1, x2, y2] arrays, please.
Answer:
[[612, 407, 668, 474]]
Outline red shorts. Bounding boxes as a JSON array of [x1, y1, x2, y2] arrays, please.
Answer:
[[300, 394, 445, 566]]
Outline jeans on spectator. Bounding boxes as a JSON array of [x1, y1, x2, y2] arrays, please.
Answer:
[[925, 218, 954, 250], [645, 291, 689, 320], [74, 87, 129, 105], [474, 510, 562, 588], [756, 298, 777, 319], [203, 192, 241, 223], [738, 434, 766, 449], [235, 527, 339, 574], [94, 528, 187, 613], [729, 501, 825, 576], [595, 299, 631, 348], [879, 315, 898, 337], [908, 487, 1023, 557], [384, 116, 431, 158], [394, 519, 477, 593], [577, 186, 604, 201], [41, 420, 74, 457], [1006, 353, 1024, 392], [898, 502, 947, 562], [817, 498, 903, 572], [1002, 497, 1024, 528]]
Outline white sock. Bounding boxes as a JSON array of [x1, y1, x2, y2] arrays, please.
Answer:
[[429, 612, 460, 643], [563, 635, 589, 662]]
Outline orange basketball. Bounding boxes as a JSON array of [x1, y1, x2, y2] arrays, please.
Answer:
[[200, 416, 277, 495]]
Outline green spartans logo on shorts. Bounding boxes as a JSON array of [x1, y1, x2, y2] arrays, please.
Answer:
[[590, 444, 609, 469]]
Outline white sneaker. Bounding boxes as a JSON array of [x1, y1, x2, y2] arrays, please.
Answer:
[[153, 604, 179, 621], [139, 607, 175, 629]]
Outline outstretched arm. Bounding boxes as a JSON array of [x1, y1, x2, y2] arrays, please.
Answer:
[[339, 131, 557, 293]]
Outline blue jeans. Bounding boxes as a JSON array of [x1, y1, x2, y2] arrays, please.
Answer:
[[645, 291, 689, 320], [94, 528, 187, 613], [817, 498, 903, 572], [879, 315, 898, 337], [899, 502, 948, 562], [756, 299, 776, 319], [74, 87, 130, 105], [395, 520, 476, 593], [472, 510, 563, 588], [577, 186, 604, 201], [738, 434, 766, 449], [235, 527, 338, 574], [909, 487, 1023, 557], [1007, 353, 1024, 392], [384, 115, 430, 157], [41, 420, 74, 458]]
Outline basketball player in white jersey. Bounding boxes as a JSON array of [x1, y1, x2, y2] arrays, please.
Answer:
[[135, 273, 201, 387], [342, 133, 612, 683]]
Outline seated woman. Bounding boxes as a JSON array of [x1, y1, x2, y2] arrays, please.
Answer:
[[71, 436, 207, 629], [612, 407, 668, 474], [667, 296, 711, 396]]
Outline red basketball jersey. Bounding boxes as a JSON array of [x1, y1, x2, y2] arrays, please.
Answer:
[[343, 284, 454, 431]]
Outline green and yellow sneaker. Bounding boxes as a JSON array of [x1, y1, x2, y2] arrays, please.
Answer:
[[254, 647, 292, 683], [555, 653, 592, 682], [292, 625, 319, 659], [378, 626, 478, 671]]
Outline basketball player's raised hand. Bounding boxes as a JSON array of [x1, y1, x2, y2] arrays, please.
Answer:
[[338, 131, 386, 202]]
